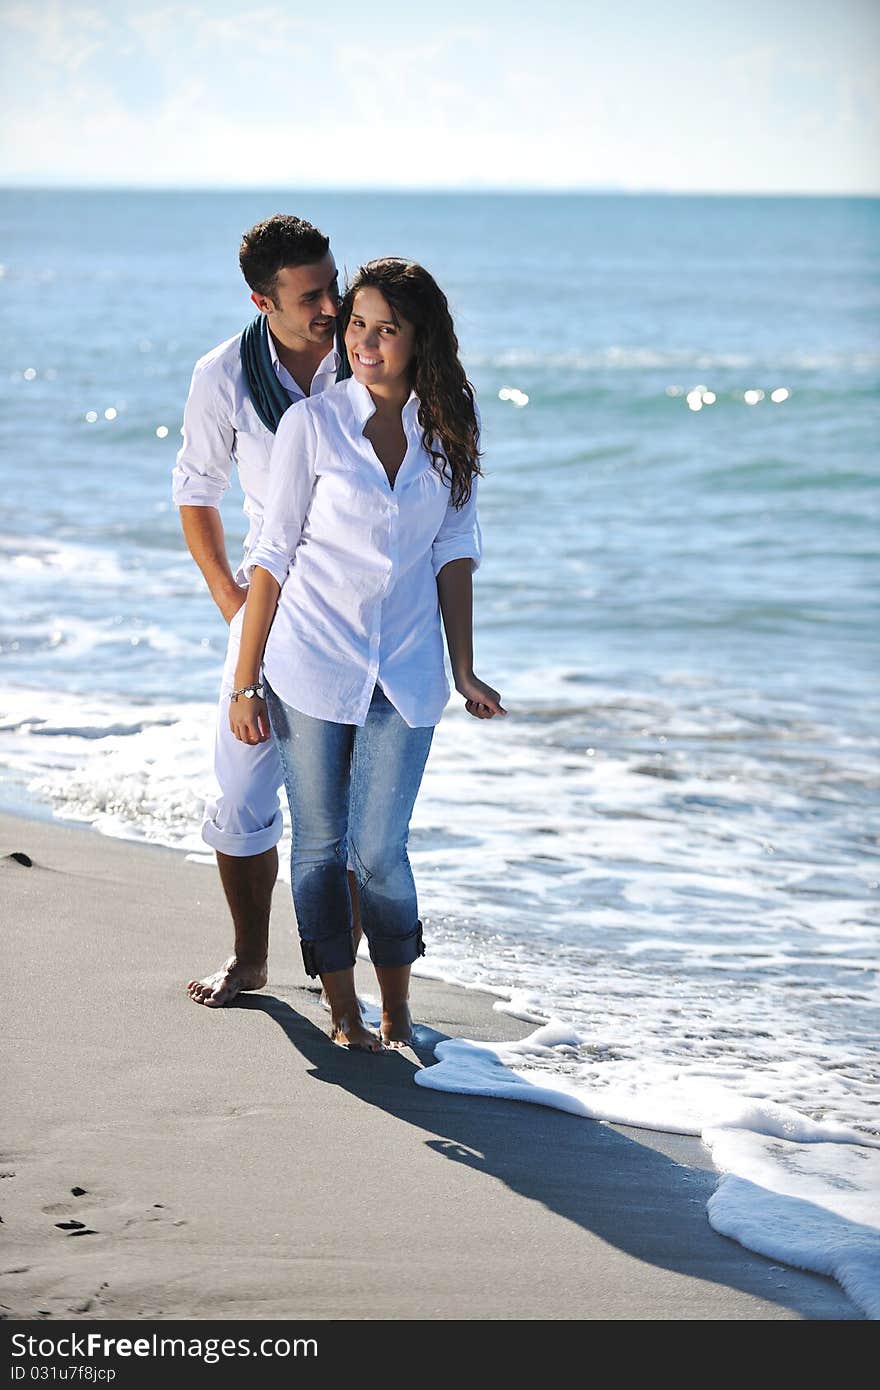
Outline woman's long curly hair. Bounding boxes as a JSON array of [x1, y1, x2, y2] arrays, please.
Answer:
[[339, 258, 482, 508]]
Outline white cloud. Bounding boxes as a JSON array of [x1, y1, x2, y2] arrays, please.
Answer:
[[1, 0, 878, 191]]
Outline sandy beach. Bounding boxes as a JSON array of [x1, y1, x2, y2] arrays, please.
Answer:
[[1, 811, 861, 1321]]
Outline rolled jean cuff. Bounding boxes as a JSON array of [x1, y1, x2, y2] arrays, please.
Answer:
[[367, 920, 425, 969], [301, 934, 357, 979]]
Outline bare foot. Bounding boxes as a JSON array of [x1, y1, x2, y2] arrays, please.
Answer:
[[330, 1011, 383, 1053], [186, 956, 267, 1007], [381, 1001, 415, 1049]]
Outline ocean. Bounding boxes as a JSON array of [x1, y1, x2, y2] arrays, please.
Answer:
[[1, 189, 878, 1313]]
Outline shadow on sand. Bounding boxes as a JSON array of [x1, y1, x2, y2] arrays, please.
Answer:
[[238, 989, 860, 1320]]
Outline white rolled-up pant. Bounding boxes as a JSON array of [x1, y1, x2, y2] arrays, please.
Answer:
[[201, 606, 284, 857]]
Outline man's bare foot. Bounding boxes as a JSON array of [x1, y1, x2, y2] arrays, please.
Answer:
[[381, 1001, 415, 1049], [186, 956, 267, 1008], [330, 1012, 383, 1052]]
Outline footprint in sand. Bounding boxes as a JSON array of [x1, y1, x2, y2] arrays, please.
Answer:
[[55, 1220, 98, 1237], [43, 1190, 99, 1236], [42, 1187, 89, 1215], [43, 1188, 184, 1238], [123, 1204, 185, 1230]]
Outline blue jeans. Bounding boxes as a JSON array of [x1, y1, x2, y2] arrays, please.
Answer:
[[265, 682, 434, 977]]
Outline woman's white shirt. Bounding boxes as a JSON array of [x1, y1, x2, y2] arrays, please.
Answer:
[[245, 375, 481, 728]]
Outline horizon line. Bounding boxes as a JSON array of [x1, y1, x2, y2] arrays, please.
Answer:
[[1, 183, 879, 200]]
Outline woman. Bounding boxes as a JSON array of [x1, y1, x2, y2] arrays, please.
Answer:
[[229, 258, 504, 1052]]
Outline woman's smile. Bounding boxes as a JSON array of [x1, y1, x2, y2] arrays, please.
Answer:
[[345, 286, 416, 394]]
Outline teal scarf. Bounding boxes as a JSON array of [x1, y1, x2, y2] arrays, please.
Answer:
[[239, 315, 351, 433]]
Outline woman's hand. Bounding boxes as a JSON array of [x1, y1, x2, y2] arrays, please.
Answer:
[[455, 670, 507, 720], [229, 693, 271, 744]]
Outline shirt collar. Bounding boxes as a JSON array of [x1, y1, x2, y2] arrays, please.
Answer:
[[267, 326, 340, 382], [348, 376, 420, 434]]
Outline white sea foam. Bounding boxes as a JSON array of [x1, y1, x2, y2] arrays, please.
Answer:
[[705, 1129, 880, 1319], [4, 535, 128, 586], [0, 687, 213, 851], [414, 1025, 880, 1317], [1, 533, 198, 602]]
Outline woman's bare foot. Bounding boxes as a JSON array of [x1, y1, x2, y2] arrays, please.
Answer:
[[186, 956, 267, 1007], [381, 1001, 415, 1049], [320, 966, 382, 1052], [329, 1013, 383, 1052], [374, 963, 414, 1048]]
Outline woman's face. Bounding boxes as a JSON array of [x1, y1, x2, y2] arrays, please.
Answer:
[[345, 287, 416, 393]]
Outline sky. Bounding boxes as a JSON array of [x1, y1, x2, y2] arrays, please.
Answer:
[[1, 0, 878, 193]]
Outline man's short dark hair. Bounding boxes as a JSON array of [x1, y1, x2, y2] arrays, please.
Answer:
[[239, 215, 330, 298]]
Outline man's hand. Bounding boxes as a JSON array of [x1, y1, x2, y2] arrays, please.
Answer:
[[454, 671, 507, 720], [219, 585, 248, 625], [179, 506, 245, 624]]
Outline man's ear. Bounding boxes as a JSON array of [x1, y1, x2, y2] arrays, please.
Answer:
[[250, 290, 275, 315]]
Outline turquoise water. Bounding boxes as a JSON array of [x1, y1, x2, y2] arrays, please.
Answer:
[[3, 191, 878, 696], [1, 191, 878, 1139]]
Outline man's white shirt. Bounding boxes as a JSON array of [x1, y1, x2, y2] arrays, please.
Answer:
[[172, 329, 339, 583]]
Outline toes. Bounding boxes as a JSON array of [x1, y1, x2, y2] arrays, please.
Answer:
[[186, 968, 247, 1007], [205, 983, 235, 1007], [191, 983, 220, 1006], [331, 1027, 384, 1052]]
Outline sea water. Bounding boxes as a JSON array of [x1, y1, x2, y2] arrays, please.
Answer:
[[1, 190, 878, 1313]]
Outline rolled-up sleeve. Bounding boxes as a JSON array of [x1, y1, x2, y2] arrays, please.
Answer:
[[432, 474, 482, 578], [244, 402, 318, 586], [171, 363, 235, 508]]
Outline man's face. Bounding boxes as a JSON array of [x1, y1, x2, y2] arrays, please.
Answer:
[[252, 252, 339, 348]]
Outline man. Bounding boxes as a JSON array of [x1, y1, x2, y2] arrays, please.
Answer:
[[174, 214, 358, 1006]]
